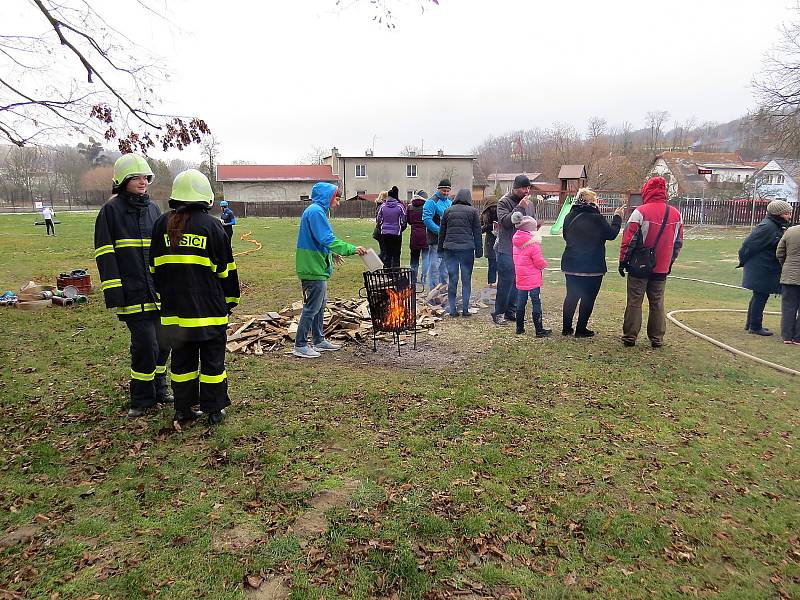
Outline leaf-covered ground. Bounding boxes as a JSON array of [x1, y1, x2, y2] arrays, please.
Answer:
[[0, 214, 798, 599]]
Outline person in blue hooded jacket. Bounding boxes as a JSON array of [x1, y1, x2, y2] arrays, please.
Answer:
[[294, 182, 367, 358], [422, 179, 452, 288]]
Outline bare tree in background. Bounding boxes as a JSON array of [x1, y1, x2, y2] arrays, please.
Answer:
[[1, 1, 211, 153], [53, 146, 88, 206], [300, 145, 329, 164], [754, 3, 800, 158], [168, 158, 195, 177], [198, 135, 221, 195], [399, 145, 422, 156], [1, 147, 44, 203], [337, 0, 440, 28], [646, 110, 670, 154]]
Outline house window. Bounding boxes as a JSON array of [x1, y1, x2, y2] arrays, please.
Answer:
[[407, 190, 414, 201], [777, 174, 785, 184], [406, 163, 418, 177], [355, 164, 366, 178]]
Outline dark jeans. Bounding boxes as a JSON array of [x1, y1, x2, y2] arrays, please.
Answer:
[[445, 249, 475, 315], [781, 284, 800, 341], [492, 251, 517, 319], [45, 219, 55, 235], [170, 333, 229, 414], [515, 287, 542, 331], [376, 233, 387, 264], [383, 234, 402, 269], [746, 290, 770, 331], [410, 247, 427, 285], [125, 316, 171, 409], [487, 255, 497, 285], [296, 279, 327, 348], [563, 274, 604, 332]]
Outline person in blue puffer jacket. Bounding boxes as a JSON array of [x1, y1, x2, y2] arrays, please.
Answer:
[[422, 178, 452, 287]]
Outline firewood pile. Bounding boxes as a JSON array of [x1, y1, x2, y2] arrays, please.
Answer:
[[421, 283, 491, 312], [226, 297, 445, 355]]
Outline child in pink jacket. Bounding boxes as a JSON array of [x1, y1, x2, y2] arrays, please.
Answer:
[[511, 212, 551, 336]]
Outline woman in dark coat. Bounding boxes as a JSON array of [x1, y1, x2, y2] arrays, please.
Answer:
[[738, 200, 793, 335], [481, 203, 498, 287], [407, 190, 429, 286], [560, 188, 625, 337], [438, 189, 483, 317]]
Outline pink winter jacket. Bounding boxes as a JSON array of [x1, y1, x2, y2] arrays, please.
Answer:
[[512, 229, 548, 290]]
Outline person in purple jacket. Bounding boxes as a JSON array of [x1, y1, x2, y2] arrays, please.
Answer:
[[376, 186, 407, 269], [407, 190, 429, 287]]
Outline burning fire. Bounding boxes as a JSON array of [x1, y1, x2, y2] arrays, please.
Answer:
[[379, 286, 413, 330]]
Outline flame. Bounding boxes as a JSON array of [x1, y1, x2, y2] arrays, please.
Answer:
[[379, 286, 413, 330]]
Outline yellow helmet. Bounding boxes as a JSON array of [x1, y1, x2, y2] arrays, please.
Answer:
[[170, 169, 214, 206], [112, 153, 154, 189]]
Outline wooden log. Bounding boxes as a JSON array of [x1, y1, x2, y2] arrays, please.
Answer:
[[230, 318, 255, 338]]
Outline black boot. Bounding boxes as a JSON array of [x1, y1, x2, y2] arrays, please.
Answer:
[[208, 409, 226, 426], [562, 316, 574, 336], [174, 408, 203, 422], [533, 314, 552, 338]]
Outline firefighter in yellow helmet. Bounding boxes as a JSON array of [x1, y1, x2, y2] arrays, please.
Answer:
[[94, 153, 172, 418], [149, 169, 240, 425]]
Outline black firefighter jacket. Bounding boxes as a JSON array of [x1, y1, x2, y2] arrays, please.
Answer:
[[149, 207, 240, 342], [94, 192, 161, 320]]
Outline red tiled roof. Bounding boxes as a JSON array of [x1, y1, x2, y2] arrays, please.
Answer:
[[216, 164, 338, 182], [531, 182, 560, 194], [486, 172, 542, 182], [348, 193, 378, 202]]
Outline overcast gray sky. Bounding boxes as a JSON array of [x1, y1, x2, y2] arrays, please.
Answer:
[[9, 0, 797, 163]]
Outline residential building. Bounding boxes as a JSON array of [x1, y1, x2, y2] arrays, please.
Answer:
[[754, 159, 799, 203], [322, 147, 474, 202], [216, 164, 338, 202], [649, 151, 759, 199], [485, 172, 543, 197]]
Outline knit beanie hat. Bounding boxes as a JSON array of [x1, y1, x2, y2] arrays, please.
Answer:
[[511, 211, 538, 232], [388, 186, 399, 200], [767, 199, 793, 216]]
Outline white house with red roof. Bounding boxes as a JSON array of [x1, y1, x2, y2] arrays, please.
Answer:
[[216, 164, 338, 202]]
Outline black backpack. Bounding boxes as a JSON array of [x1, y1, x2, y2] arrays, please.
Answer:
[[626, 204, 670, 278]]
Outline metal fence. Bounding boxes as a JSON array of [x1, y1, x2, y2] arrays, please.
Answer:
[[5, 192, 799, 226]]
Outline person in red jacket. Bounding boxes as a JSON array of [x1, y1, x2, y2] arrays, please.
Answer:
[[619, 176, 683, 347]]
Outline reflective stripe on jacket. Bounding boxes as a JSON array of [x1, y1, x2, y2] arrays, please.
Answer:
[[93, 193, 161, 319], [149, 207, 240, 341]]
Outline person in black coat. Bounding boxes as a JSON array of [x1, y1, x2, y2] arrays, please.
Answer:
[[438, 189, 483, 317], [481, 204, 498, 287], [738, 200, 793, 335], [560, 188, 626, 337]]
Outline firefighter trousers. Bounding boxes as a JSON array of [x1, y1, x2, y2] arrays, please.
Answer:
[[170, 333, 230, 414], [125, 316, 171, 409]]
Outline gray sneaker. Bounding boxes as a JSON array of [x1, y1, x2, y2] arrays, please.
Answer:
[[292, 345, 321, 359], [315, 340, 341, 351]]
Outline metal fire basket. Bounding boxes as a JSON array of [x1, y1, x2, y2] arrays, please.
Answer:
[[360, 268, 417, 354]]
